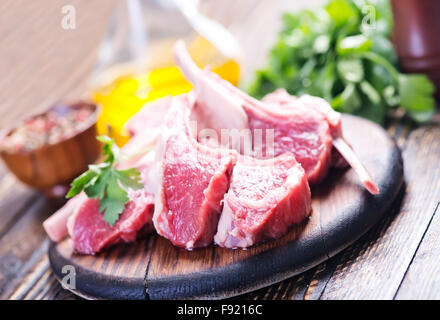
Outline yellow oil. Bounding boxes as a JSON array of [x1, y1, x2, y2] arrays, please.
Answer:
[[90, 38, 240, 146]]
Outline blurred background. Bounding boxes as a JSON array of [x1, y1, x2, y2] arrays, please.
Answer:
[[0, 0, 325, 130]]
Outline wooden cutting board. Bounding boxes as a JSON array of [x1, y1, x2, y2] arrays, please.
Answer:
[[48, 115, 404, 300]]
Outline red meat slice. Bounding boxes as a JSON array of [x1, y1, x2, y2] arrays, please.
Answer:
[[124, 96, 172, 137], [43, 112, 161, 245], [174, 41, 332, 185], [242, 101, 333, 185], [121, 97, 172, 169], [67, 190, 154, 255], [263, 90, 346, 166], [153, 94, 237, 249], [263, 90, 379, 194], [215, 153, 311, 248], [205, 77, 334, 185], [174, 41, 378, 194], [43, 193, 87, 242], [66, 151, 157, 255]]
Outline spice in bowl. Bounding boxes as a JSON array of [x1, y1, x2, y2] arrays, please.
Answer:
[[1, 105, 95, 153], [0, 102, 101, 197]]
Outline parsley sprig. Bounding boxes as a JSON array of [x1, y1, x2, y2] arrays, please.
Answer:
[[249, 0, 436, 124], [66, 136, 143, 226]]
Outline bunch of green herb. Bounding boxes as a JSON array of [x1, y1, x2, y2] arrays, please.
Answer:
[[66, 136, 143, 226], [248, 0, 435, 123]]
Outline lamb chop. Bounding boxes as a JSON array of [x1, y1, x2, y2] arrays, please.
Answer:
[[239, 98, 333, 184], [152, 94, 237, 249], [215, 152, 311, 248], [264, 90, 378, 193], [263, 90, 342, 136], [173, 41, 379, 194], [64, 151, 156, 255], [124, 96, 172, 138], [120, 97, 173, 169], [43, 40, 379, 254], [41, 149, 157, 254], [66, 190, 154, 255], [153, 94, 312, 249], [43, 193, 87, 242], [42, 97, 169, 248]]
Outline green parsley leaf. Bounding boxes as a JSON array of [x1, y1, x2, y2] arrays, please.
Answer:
[[116, 168, 144, 190], [331, 82, 362, 113], [97, 135, 119, 165], [337, 58, 364, 83], [398, 74, 436, 122], [360, 80, 381, 105], [98, 170, 129, 226], [66, 170, 98, 198], [66, 136, 143, 226], [248, 0, 436, 124], [337, 35, 372, 56]]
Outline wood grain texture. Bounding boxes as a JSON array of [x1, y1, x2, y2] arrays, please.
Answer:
[[8, 250, 79, 300], [0, 198, 65, 298], [48, 115, 403, 300], [392, 124, 440, 300], [50, 239, 154, 300], [319, 122, 440, 300], [394, 202, 440, 299], [0, 171, 38, 237]]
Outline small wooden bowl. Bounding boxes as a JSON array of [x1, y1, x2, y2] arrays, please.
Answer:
[[0, 102, 101, 197]]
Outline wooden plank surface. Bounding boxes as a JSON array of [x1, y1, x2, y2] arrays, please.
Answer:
[[319, 122, 440, 300], [1, 0, 440, 300], [394, 202, 440, 299]]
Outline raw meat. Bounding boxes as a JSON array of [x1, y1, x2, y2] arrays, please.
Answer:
[[43, 98, 165, 244], [242, 100, 333, 184], [65, 151, 157, 254], [174, 41, 332, 184], [173, 41, 378, 194], [124, 96, 172, 138], [263, 90, 342, 136], [215, 153, 311, 248], [173, 41, 249, 144], [43, 149, 157, 247], [44, 40, 380, 255], [153, 94, 237, 249], [263, 90, 346, 168], [263, 89, 379, 194], [66, 190, 154, 255], [121, 97, 172, 168], [43, 193, 87, 242]]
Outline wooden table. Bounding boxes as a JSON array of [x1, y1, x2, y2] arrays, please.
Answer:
[[1, 0, 439, 300]]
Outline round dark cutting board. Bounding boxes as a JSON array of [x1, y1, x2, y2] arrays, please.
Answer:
[[49, 115, 404, 300]]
